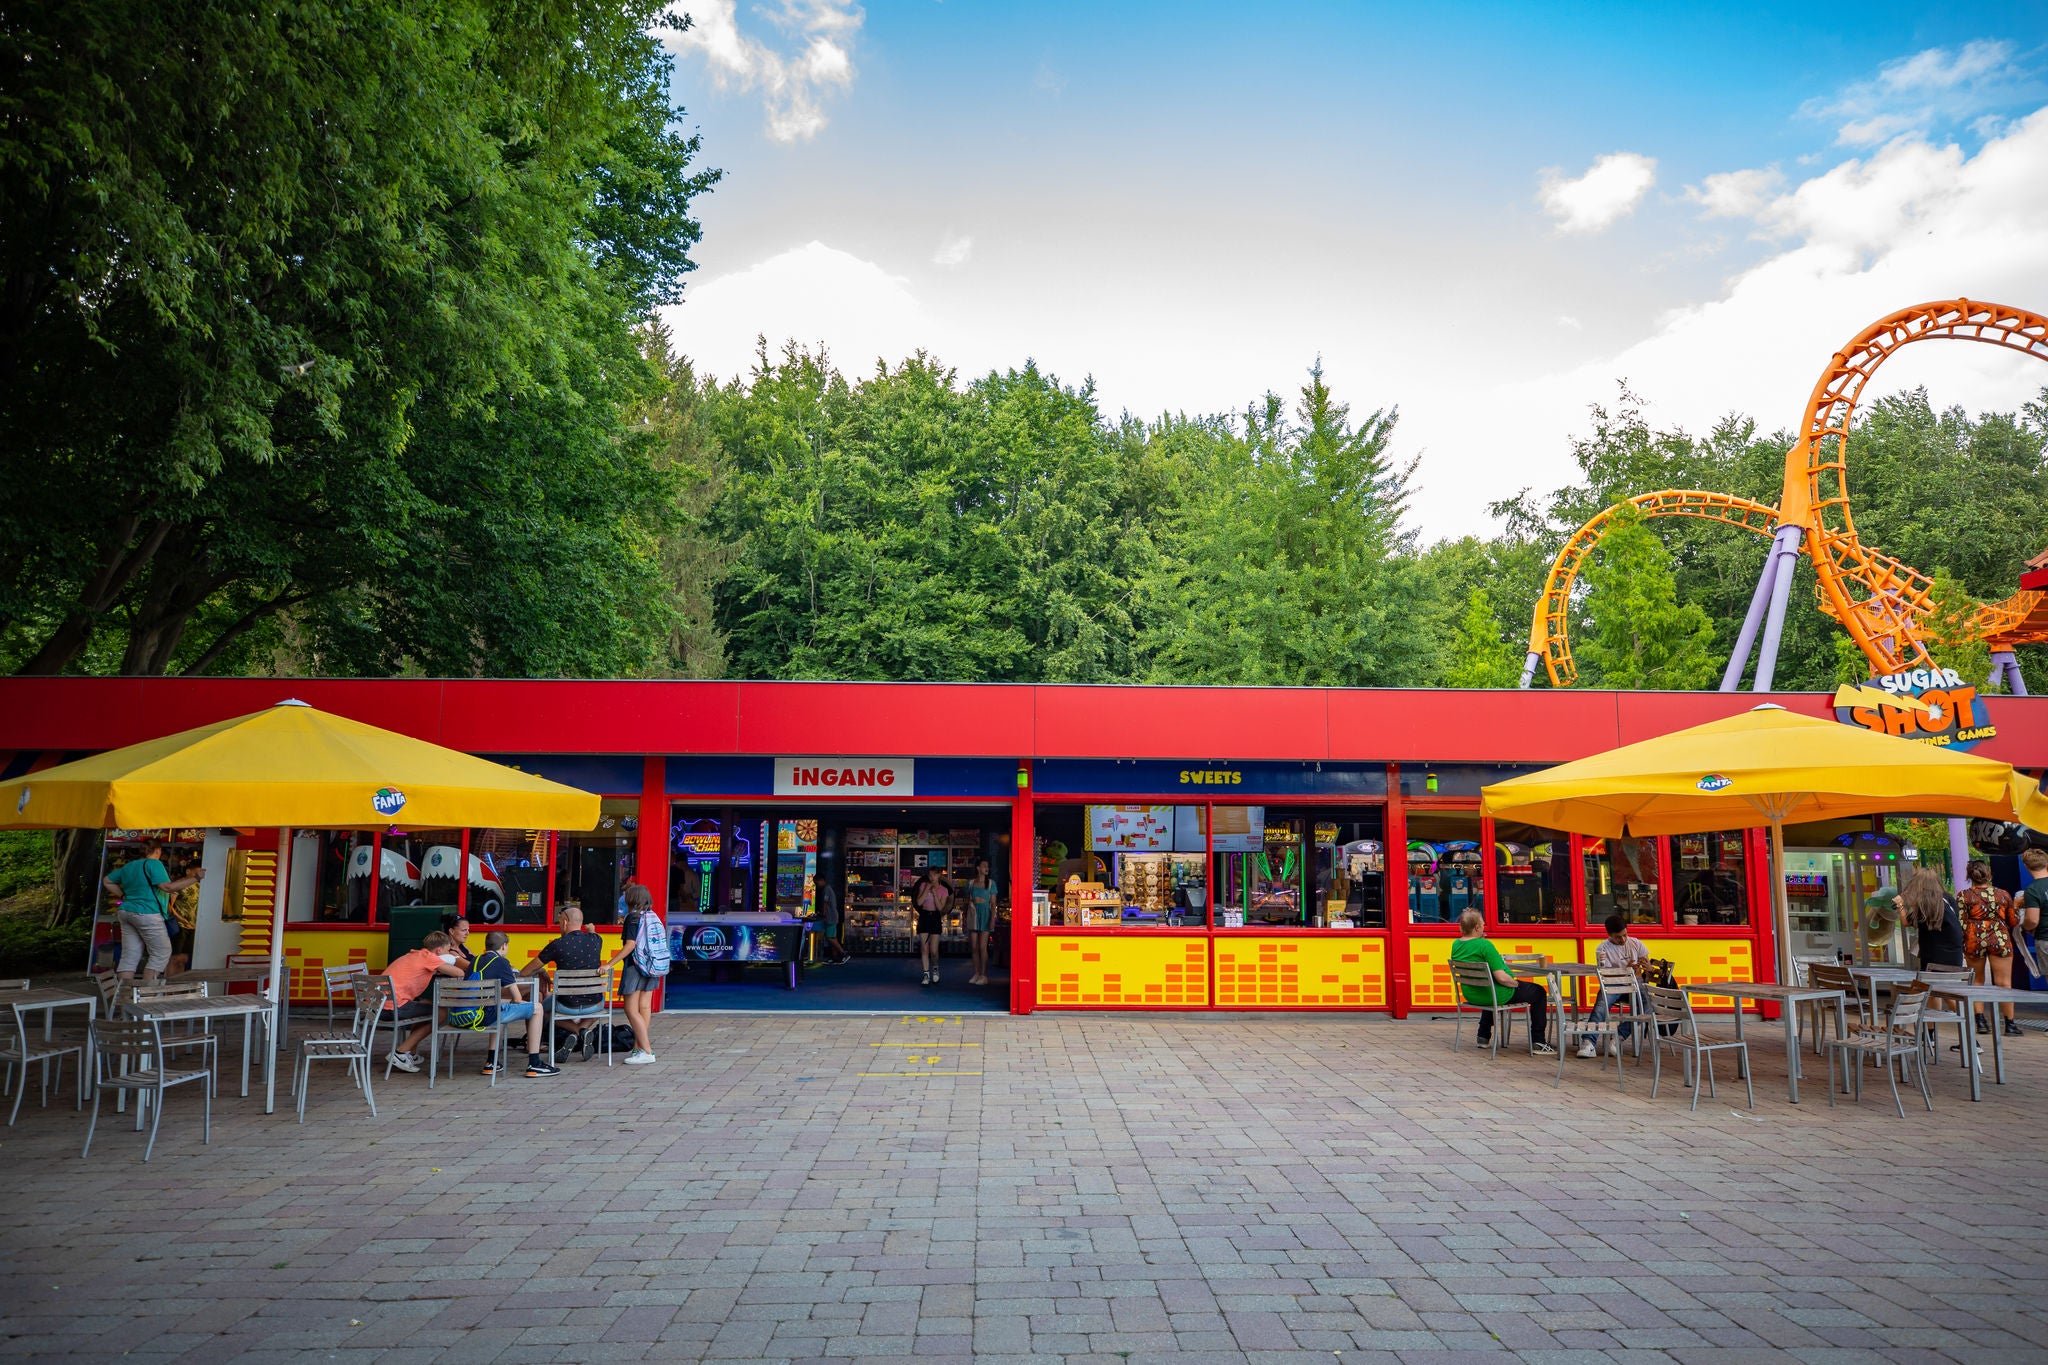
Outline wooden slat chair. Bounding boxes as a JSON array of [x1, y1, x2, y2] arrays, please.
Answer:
[[83, 1017, 212, 1161], [546, 967, 618, 1066], [1556, 965, 1648, 1092], [126, 981, 220, 1091], [323, 962, 371, 1027], [1827, 981, 1935, 1118], [4, 999, 86, 1125], [1645, 983, 1754, 1112], [294, 979, 391, 1122], [423, 979, 512, 1089], [1447, 959, 1531, 1058], [0, 979, 30, 1098]]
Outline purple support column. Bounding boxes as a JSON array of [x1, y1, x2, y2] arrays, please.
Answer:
[[1752, 525, 1807, 693], [1518, 651, 1541, 689], [1721, 537, 1784, 691], [1992, 648, 2028, 697], [1948, 819, 1971, 891]]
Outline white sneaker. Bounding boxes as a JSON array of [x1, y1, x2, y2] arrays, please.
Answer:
[[1576, 1040, 1597, 1059], [623, 1049, 656, 1065], [388, 1051, 420, 1073]]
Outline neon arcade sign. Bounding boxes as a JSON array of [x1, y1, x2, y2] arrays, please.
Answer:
[[772, 758, 916, 796]]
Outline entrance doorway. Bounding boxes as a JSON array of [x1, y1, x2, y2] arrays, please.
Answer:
[[662, 802, 1013, 1012]]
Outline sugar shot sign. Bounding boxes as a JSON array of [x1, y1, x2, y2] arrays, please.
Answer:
[[1833, 667, 1998, 753], [773, 758, 914, 796]]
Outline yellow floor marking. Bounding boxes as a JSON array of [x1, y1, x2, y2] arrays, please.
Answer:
[[899, 1015, 963, 1023], [857, 1071, 984, 1076], [870, 1042, 981, 1047]]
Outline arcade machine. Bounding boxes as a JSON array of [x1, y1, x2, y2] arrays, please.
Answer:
[[420, 845, 508, 924]]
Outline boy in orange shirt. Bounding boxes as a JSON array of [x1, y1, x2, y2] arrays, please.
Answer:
[[385, 930, 467, 1073]]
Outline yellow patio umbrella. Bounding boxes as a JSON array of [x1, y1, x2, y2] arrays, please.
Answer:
[[1481, 704, 2048, 985], [0, 699, 599, 1112]]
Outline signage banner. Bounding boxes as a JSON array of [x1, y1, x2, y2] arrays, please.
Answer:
[[1833, 668, 1998, 753], [1035, 759, 1386, 797], [772, 758, 915, 796], [676, 922, 802, 963]]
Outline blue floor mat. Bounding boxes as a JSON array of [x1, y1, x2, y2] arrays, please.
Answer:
[[659, 954, 1011, 1012]]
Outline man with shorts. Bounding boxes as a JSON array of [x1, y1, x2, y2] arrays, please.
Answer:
[[105, 839, 204, 982], [524, 904, 608, 1059], [468, 930, 558, 1077], [385, 930, 467, 1073]]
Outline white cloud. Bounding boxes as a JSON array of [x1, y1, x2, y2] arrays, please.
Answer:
[[659, 241, 932, 382], [666, 0, 863, 143], [1537, 153, 1657, 233], [1804, 38, 2032, 146], [932, 234, 973, 268], [1517, 108, 2048, 509], [1685, 166, 1787, 219]]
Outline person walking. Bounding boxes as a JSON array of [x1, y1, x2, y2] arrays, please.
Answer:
[[913, 866, 951, 987], [1900, 868, 1964, 970], [965, 859, 997, 986], [607, 884, 667, 1064], [105, 838, 204, 983], [1958, 859, 2023, 1037]]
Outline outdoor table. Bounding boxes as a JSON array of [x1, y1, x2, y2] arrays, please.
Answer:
[[1926, 983, 2040, 1101], [1512, 961, 1601, 1049], [1683, 981, 1848, 1104], [8, 985, 97, 1041], [123, 995, 276, 1099], [173, 965, 287, 1048]]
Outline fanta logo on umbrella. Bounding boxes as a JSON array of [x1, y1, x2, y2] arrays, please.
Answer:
[[1697, 774, 1733, 792], [372, 787, 407, 816]]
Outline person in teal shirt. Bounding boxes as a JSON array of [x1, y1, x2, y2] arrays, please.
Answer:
[[966, 859, 998, 987], [104, 839, 204, 981], [1448, 908, 1553, 1053]]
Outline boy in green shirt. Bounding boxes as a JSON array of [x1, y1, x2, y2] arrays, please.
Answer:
[[1449, 908, 1554, 1053]]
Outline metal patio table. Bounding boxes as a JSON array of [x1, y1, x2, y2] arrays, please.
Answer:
[[1512, 961, 1602, 1050], [123, 995, 276, 1099], [1683, 981, 1848, 1104], [1926, 982, 2041, 1101]]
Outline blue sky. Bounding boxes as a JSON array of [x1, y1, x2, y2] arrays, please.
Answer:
[[659, 3, 2048, 537]]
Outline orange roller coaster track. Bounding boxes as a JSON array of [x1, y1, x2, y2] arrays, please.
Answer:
[[1523, 299, 2048, 691]]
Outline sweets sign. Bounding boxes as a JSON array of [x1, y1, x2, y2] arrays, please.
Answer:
[[1832, 668, 1997, 753]]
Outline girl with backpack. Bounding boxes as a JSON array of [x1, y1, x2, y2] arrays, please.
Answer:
[[607, 883, 669, 1064]]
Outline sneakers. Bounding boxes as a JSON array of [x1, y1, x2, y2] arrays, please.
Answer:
[[623, 1049, 657, 1065], [1576, 1039, 1597, 1059], [2004, 1019, 2024, 1037], [480, 1054, 503, 1075], [920, 970, 934, 987], [388, 1051, 421, 1073], [525, 1059, 561, 1077], [1532, 1042, 1558, 1056]]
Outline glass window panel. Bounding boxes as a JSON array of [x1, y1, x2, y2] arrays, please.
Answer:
[[1034, 803, 1208, 927], [1313, 812, 1387, 928], [1406, 810, 1484, 925], [1670, 831, 1750, 927], [557, 798, 639, 924], [1583, 836, 1661, 926], [1492, 822, 1570, 925], [469, 828, 552, 925]]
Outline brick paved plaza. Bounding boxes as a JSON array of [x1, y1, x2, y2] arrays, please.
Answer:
[[3, 1009, 2045, 1364]]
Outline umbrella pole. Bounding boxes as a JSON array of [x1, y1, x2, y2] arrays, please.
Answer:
[[1771, 819, 1795, 990], [264, 827, 291, 1115]]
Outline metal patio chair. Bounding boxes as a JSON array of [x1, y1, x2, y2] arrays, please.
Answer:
[[4, 999, 86, 1124], [1448, 959, 1531, 1058], [423, 979, 512, 1088], [1646, 983, 1753, 1112], [1828, 981, 1934, 1118], [546, 967, 618, 1066], [294, 979, 391, 1122], [1557, 965, 1648, 1092], [322, 962, 371, 1027], [83, 1017, 211, 1161]]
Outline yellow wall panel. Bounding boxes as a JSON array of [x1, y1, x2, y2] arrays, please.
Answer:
[[1214, 936, 1387, 1008], [1641, 936, 1753, 1010], [1409, 935, 1585, 1010], [1036, 936, 1209, 1008], [281, 927, 573, 1003]]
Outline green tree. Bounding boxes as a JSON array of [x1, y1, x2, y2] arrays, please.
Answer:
[[1832, 632, 1873, 685], [1923, 568, 1991, 692], [1578, 504, 1718, 689], [1142, 365, 1436, 685], [0, 0, 718, 676], [1442, 588, 1522, 688]]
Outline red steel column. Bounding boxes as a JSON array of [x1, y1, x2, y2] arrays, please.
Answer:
[[1386, 766, 1409, 1018], [639, 756, 668, 917], [1011, 761, 1034, 1014]]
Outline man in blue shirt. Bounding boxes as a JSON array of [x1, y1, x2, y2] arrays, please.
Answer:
[[105, 839, 204, 982]]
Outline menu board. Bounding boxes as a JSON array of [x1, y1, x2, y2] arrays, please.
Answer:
[[1170, 804, 1266, 853], [1087, 805, 1173, 851]]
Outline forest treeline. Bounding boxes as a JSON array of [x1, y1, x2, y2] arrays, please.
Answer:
[[6, 2, 2045, 691]]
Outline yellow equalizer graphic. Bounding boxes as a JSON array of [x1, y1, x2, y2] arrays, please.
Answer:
[[1036, 936, 1209, 1007], [1214, 937, 1387, 1007]]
